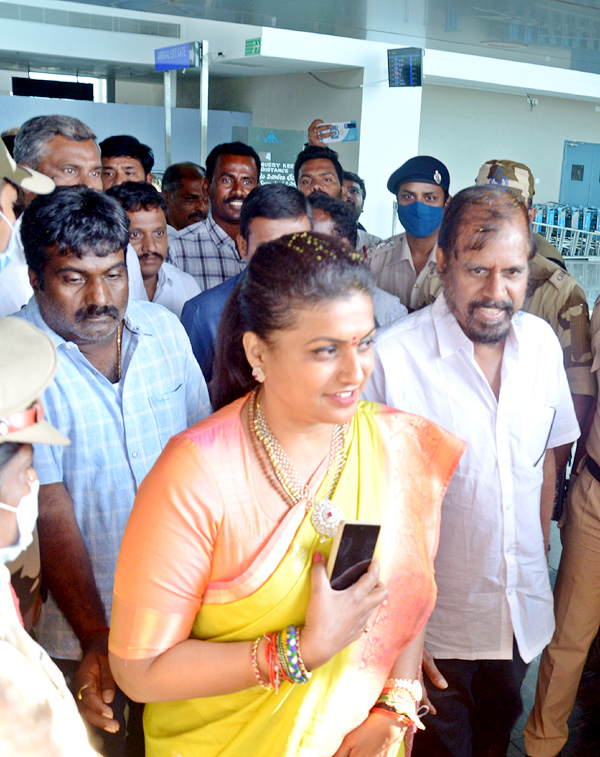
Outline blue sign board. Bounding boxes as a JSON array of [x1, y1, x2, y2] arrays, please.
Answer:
[[155, 44, 190, 72]]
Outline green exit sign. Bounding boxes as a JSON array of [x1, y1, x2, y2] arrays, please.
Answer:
[[245, 37, 261, 56]]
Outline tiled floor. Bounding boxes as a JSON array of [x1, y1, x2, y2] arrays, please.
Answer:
[[508, 522, 600, 757]]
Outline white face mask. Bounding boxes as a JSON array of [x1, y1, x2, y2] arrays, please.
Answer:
[[0, 478, 39, 565]]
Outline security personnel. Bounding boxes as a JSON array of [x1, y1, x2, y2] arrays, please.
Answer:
[[365, 155, 450, 310], [476, 158, 566, 268]]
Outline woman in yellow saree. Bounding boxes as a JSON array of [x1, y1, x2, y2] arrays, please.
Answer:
[[109, 232, 465, 757]]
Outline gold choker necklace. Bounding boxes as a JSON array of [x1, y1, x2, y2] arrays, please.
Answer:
[[251, 388, 346, 540]]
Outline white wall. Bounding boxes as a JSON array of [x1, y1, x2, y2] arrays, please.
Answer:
[[209, 69, 364, 171], [115, 80, 164, 107], [419, 83, 600, 204]]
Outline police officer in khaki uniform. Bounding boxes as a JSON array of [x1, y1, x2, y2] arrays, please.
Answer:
[[524, 296, 600, 757], [418, 160, 595, 473], [365, 155, 450, 310]]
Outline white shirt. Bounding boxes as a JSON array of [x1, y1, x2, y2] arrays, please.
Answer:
[[152, 261, 201, 319], [366, 232, 437, 309], [372, 287, 407, 326], [0, 216, 147, 316], [364, 295, 579, 664]]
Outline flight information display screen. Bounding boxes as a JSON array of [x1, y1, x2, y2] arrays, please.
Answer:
[[387, 47, 423, 87]]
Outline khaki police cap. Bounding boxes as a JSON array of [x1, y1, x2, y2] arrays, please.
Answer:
[[0, 138, 55, 195], [0, 318, 69, 446], [476, 160, 535, 204]]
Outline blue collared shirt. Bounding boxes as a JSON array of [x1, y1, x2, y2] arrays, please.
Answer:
[[16, 298, 211, 658]]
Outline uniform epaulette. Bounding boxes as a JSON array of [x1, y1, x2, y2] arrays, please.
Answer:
[[547, 267, 571, 291], [365, 235, 399, 261], [374, 236, 397, 250]]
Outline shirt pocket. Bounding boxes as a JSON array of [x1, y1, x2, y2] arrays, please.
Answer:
[[148, 382, 187, 448], [521, 405, 556, 470]]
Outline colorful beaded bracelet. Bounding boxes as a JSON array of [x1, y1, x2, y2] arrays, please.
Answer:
[[251, 625, 311, 692]]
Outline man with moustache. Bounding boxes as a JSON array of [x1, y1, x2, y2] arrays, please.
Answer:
[[418, 160, 594, 477], [364, 185, 579, 757], [99, 134, 154, 190], [162, 162, 210, 239], [0, 115, 146, 317], [108, 182, 200, 318], [15, 186, 210, 756], [294, 144, 346, 201], [168, 142, 260, 290]]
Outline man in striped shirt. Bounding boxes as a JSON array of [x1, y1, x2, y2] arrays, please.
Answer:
[[168, 141, 260, 290]]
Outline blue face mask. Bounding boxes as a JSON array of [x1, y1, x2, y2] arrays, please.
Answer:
[[397, 201, 444, 238]]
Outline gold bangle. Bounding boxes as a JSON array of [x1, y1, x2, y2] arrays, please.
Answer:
[[251, 636, 272, 690], [296, 628, 312, 678]]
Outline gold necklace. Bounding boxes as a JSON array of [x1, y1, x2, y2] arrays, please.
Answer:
[[116, 323, 122, 382], [252, 388, 347, 540]]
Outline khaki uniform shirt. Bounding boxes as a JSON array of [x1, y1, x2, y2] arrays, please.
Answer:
[[366, 232, 437, 310], [584, 299, 600, 462], [357, 228, 381, 252], [535, 232, 566, 268], [418, 253, 595, 398]]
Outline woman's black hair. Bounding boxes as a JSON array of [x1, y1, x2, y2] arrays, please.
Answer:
[[210, 232, 374, 410]]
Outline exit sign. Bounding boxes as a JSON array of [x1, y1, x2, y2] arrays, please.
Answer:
[[245, 37, 261, 56]]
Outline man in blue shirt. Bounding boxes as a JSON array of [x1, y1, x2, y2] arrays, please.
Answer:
[[15, 186, 210, 756], [181, 183, 311, 384]]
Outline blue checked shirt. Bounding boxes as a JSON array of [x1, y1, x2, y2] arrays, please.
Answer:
[[16, 298, 211, 659], [167, 214, 246, 290]]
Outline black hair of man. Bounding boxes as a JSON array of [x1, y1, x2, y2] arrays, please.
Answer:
[[343, 170, 366, 200], [99, 135, 154, 176], [107, 181, 167, 216], [294, 145, 344, 186], [161, 162, 206, 194], [239, 183, 311, 242], [307, 193, 358, 249], [205, 142, 261, 183], [21, 186, 130, 287]]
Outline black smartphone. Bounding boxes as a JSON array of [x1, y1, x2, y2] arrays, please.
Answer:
[[326, 521, 381, 591]]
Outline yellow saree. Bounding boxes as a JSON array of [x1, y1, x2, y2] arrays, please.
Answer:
[[110, 398, 465, 756]]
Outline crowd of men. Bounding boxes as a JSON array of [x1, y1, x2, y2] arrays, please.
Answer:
[[0, 111, 599, 757]]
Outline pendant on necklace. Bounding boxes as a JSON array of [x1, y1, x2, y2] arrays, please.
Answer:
[[311, 498, 344, 540]]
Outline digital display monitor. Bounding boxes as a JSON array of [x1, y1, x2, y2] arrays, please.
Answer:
[[388, 47, 423, 88]]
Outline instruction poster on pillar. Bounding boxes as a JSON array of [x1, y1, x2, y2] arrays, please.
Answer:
[[232, 127, 305, 186]]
